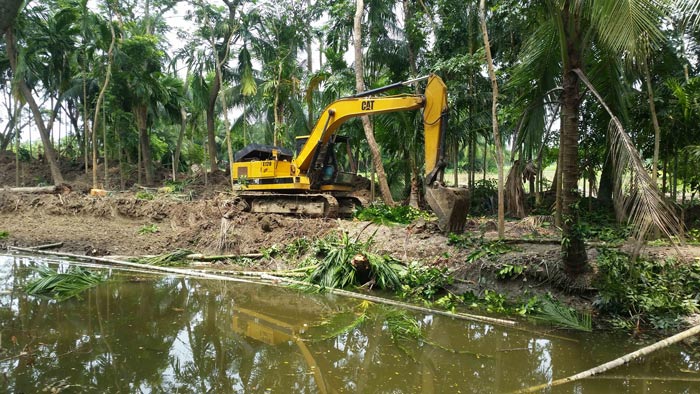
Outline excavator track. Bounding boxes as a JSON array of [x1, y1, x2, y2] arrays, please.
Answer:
[[333, 193, 369, 217], [236, 192, 340, 218]]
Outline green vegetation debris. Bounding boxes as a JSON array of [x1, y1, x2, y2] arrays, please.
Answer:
[[25, 266, 105, 301], [398, 263, 453, 301], [354, 202, 428, 225], [0, 230, 8, 239], [138, 223, 160, 235], [135, 249, 193, 266], [595, 248, 700, 330], [135, 191, 155, 200], [305, 232, 402, 290], [535, 297, 592, 332]]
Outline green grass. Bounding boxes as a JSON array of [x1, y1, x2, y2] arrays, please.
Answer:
[[0, 231, 8, 240], [138, 223, 159, 235]]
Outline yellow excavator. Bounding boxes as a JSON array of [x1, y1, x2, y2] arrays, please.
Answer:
[[231, 74, 469, 232]]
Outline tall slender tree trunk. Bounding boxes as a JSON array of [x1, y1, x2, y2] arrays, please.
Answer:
[[6, 29, 64, 185], [15, 108, 20, 186], [559, 6, 588, 273], [403, 0, 421, 206], [643, 60, 661, 189], [482, 139, 487, 181], [135, 105, 154, 185], [206, 77, 220, 172], [480, 0, 504, 238], [82, 60, 90, 175], [273, 62, 283, 146], [353, 0, 394, 206], [91, 17, 116, 188]]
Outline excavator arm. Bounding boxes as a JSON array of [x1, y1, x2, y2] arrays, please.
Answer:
[[294, 75, 448, 180]]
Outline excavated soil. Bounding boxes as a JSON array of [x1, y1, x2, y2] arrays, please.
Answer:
[[0, 191, 338, 257]]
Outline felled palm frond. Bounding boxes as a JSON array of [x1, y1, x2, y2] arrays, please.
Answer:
[[305, 233, 402, 290], [136, 249, 193, 266], [573, 69, 683, 256], [535, 298, 592, 332], [366, 254, 402, 290], [25, 266, 105, 301]]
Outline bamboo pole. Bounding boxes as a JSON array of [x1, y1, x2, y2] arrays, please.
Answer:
[[515, 323, 700, 393], [7, 247, 516, 327]]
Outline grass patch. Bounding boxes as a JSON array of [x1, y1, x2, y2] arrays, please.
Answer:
[[25, 266, 105, 301], [138, 223, 159, 235], [0, 230, 8, 239]]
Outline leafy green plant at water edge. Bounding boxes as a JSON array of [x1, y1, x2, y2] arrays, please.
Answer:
[[398, 263, 453, 301], [438, 290, 542, 317], [354, 202, 427, 225], [25, 266, 105, 301], [0, 230, 8, 239], [595, 248, 700, 330], [138, 223, 159, 235], [135, 249, 193, 266], [535, 297, 592, 331]]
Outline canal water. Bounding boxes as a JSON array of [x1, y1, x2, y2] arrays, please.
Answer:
[[1, 254, 698, 393]]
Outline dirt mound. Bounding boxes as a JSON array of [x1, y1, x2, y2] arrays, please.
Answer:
[[0, 191, 336, 257]]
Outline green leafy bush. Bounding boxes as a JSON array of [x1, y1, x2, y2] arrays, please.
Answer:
[[595, 249, 700, 330], [470, 179, 497, 215], [398, 263, 453, 301], [0, 231, 8, 239]]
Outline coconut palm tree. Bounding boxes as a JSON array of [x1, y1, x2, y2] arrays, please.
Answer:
[[510, 0, 671, 273]]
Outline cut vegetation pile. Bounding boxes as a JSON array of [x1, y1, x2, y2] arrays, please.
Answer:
[[25, 266, 105, 301]]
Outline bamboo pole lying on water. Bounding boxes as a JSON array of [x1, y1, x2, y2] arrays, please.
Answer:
[[7, 246, 516, 327], [514, 323, 700, 393]]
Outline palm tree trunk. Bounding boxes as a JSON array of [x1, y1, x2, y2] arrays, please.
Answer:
[[6, 28, 64, 185], [92, 18, 116, 188], [559, 10, 587, 273], [480, 0, 504, 238], [206, 80, 219, 172], [353, 0, 394, 206]]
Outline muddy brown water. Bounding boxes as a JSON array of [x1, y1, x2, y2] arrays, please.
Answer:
[[1, 255, 699, 393]]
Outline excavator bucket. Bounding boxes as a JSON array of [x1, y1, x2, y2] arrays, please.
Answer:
[[425, 184, 470, 233]]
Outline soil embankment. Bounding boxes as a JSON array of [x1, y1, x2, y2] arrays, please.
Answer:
[[0, 191, 339, 257]]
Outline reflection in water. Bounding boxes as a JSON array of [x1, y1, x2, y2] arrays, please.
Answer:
[[0, 255, 698, 393]]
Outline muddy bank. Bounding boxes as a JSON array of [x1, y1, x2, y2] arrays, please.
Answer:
[[0, 191, 337, 257]]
